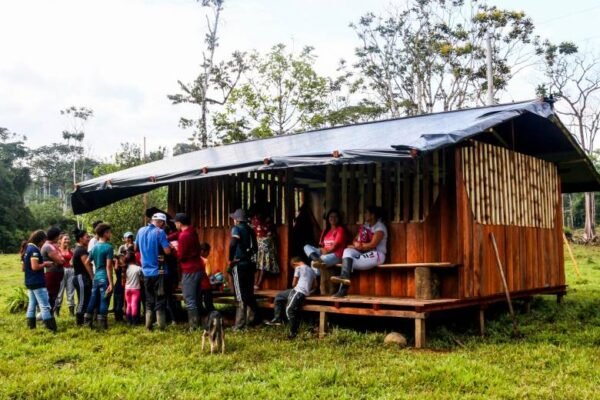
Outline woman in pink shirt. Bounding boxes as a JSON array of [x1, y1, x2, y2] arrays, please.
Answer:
[[304, 209, 347, 270]]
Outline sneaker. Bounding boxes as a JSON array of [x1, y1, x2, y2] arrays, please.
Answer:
[[311, 260, 327, 270], [265, 318, 283, 326], [330, 276, 351, 286]]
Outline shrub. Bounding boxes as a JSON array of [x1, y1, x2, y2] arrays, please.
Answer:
[[6, 286, 28, 314]]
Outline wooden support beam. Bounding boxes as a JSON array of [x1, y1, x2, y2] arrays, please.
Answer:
[[319, 311, 328, 339], [415, 317, 426, 349], [479, 307, 485, 336]]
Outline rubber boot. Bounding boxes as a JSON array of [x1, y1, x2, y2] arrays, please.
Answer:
[[69, 306, 75, 316], [332, 284, 349, 298], [246, 306, 257, 327], [84, 313, 94, 329], [156, 310, 166, 330], [75, 314, 84, 326], [233, 303, 246, 331], [97, 315, 108, 330], [331, 258, 353, 286], [145, 310, 154, 331], [27, 317, 36, 329], [188, 308, 199, 331], [43, 317, 57, 333]]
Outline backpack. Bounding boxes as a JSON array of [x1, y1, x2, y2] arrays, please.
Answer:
[[236, 222, 258, 261]]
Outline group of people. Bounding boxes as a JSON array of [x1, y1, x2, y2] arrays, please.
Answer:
[[230, 205, 388, 338], [22, 203, 388, 339]]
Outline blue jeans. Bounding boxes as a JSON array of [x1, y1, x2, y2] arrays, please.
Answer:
[[27, 287, 52, 320], [181, 271, 202, 311], [86, 279, 109, 316], [304, 245, 342, 274]]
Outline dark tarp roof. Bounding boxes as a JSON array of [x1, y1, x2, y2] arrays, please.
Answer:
[[71, 99, 600, 214]]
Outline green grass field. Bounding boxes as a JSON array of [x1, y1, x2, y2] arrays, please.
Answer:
[[1, 247, 600, 400]]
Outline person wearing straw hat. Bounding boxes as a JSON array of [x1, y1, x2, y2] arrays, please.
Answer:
[[135, 212, 172, 330], [228, 208, 258, 330]]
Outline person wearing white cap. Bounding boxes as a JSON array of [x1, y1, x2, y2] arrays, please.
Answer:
[[228, 208, 259, 330], [134, 212, 172, 330]]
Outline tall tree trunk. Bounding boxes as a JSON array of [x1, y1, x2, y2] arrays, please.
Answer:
[[583, 192, 596, 242]]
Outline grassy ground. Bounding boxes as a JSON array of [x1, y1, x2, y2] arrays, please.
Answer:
[[1, 247, 600, 400]]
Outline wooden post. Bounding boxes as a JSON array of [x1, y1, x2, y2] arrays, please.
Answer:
[[479, 307, 486, 336], [319, 311, 328, 339], [414, 317, 426, 349], [563, 233, 581, 278], [320, 267, 335, 295], [415, 267, 432, 300], [490, 232, 518, 336]]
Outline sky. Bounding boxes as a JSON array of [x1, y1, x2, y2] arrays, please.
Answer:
[[1, 0, 599, 160]]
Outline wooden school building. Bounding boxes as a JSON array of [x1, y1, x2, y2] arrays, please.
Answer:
[[72, 99, 600, 347]]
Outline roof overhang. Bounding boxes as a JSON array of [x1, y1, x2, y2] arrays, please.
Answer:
[[71, 99, 600, 214]]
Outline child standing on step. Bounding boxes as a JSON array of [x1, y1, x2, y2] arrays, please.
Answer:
[[266, 257, 317, 339]]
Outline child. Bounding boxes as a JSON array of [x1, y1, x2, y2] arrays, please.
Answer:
[[266, 256, 317, 339], [124, 251, 142, 326], [84, 223, 114, 330], [199, 243, 214, 312], [23, 230, 57, 332]]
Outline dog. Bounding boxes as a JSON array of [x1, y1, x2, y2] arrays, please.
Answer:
[[202, 310, 225, 354]]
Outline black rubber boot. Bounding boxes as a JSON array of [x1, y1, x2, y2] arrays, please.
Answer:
[[332, 284, 349, 298], [188, 309, 199, 331], [84, 313, 93, 329], [43, 317, 57, 333], [331, 258, 353, 286], [156, 310, 166, 330], [69, 306, 75, 316], [27, 317, 36, 329], [97, 315, 108, 330], [145, 310, 154, 331], [76, 314, 84, 326]]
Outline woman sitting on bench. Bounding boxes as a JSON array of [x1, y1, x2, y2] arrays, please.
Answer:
[[331, 205, 388, 298], [303, 209, 347, 272]]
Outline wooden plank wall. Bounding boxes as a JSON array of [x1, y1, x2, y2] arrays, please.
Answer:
[[167, 151, 461, 298], [169, 171, 292, 291], [167, 142, 565, 300], [456, 142, 565, 298]]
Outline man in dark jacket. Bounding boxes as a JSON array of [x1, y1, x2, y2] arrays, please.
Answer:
[[228, 208, 258, 330]]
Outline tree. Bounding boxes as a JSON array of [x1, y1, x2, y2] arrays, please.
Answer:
[[172, 142, 200, 156], [538, 41, 600, 242], [168, 0, 248, 148], [82, 143, 168, 240], [350, 1, 537, 117], [0, 128, 33, 252], [214, 44, 330, 141], [60, 106, 94, 185]]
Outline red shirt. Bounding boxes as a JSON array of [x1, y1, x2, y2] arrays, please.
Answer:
[[61, 249, 73, 268], [251, 216, 273, 238], [319, 226, 347, 258], [176, 227, 204, 274]]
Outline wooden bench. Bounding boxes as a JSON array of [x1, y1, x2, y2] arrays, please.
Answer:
[[321, 262, 459, 299]]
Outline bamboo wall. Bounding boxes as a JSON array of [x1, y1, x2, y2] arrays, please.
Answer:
[[456, 141, 565, 298]]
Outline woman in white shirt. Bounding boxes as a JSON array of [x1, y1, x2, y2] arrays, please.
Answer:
[[331, 206, 388, 298]]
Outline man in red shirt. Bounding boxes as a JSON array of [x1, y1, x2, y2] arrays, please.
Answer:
[[173, 213, 205, 330]]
